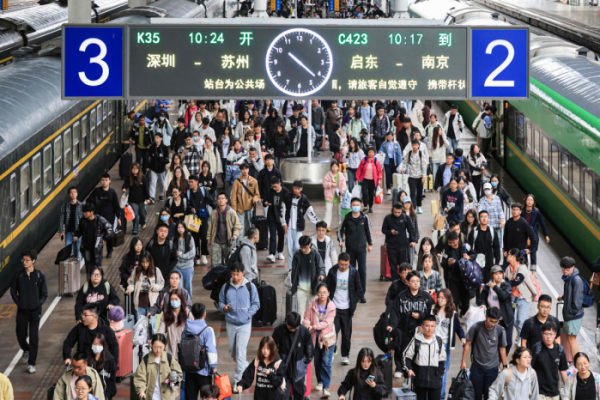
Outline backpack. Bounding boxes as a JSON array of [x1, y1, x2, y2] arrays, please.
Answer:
[[412, 336, 443, 367], [202, 265, 229, 291], [502, 368, 536, 398], [373, 311, 398, 353], [178, 326, 209, 372], [508, 264, 541, 302], [227, 243, 250, 271], [82, 280, 110, 295], [458, 258, 483, 291], [579, 275, 595, 308], [147, 238, 174, 252], [407, 150, 423, 164], [167, 197, 187, 212]]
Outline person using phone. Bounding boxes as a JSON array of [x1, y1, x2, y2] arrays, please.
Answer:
[[338, 347, 387, 400]]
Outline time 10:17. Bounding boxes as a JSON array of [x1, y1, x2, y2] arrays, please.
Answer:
[[389, 33, 423, 45], [189, 32, 225, 44]]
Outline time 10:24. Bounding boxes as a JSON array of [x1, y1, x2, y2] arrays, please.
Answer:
[[189, 32, 225, 44], [389, 33, 423, 45]]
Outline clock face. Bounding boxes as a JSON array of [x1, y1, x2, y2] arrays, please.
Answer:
[[265, 28, 333, 97]]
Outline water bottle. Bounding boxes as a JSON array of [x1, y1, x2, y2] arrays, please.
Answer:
[[385, 337, 389, 346]]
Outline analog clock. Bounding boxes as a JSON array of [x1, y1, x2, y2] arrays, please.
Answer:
[[265, 28, 333, 97]]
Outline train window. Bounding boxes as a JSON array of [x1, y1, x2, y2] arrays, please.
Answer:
[[9, 174, 16, 226], [54, 137, 62, 183], [73, 122, 80, 166], [533, 128, 540, 163], [43, 145, 52, 194], [515, 111, 525, 148], [102, 100, 108, 138], [82, 116, 89, 157], [525, 121, 532, 157], [108, 101, 113, 133], [20, 163, 30, 217], [64, 129, 72, 175], [550, 144, 559, 181], [32, 153, 41, 205], [560, 152, 569, 190], [90, 109, 96, 150], [572, 162, 581, 203], [97, 104, 103, 144], [542, 137, 549, 172], [584, 171, 594, 212]]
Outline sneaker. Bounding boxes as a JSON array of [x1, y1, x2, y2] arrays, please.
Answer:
[[315, 383, 323, 392], [277, 253, 285, 260], [22, 351, 29, 364], [394, 371, 403, 379], [232, 384, 239, 394], [401, 378, 409, 387], [417, 207, 423, 214], [323, 389, 331, 398], [267, 254, 276, 263], [106, 252, 112, 259], [149, 198, 155, 204], [27, 365, 36, 374], [141, 224, 147, 230], [201, 256, 208, 265], [359, 298, 367, 304], [159, 195, 164, 201], [132, 230, 139, 235], [194, 258, 201, 266], [368, 208, 373, 213], [363, 207, 369, 213], [342, 357, 350, 365], [387, 189, 391, 195]]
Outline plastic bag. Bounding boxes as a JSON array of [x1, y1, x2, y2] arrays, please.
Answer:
[[351, 184, 362, 200], [120, 194, 128, 209], [132, 316, 152, 346], [464, 304, 486, 332], [215, 373, 233, 399], [375, 185, 384, 204], [124, 205, 135, 222], [341, 190, 352, 210]]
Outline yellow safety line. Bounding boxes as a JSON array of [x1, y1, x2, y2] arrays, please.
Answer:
[[0, 56, 13, 64]]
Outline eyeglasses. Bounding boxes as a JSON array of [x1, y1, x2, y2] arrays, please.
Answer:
[[82, 314, 94, 318], [21, 259, 32, 263], [75, 387, 89, 392], [91, 273, 102, 277], [539, 306, 551, 310]]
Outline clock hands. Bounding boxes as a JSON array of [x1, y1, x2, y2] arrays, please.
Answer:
[[288, 52, 315, 77]]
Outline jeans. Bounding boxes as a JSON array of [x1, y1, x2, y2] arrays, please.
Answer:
[[408, 177, 424, 207], [324, 202, 341, 229], [347, 168, 357, 193], [513, 296, 531, 340], [530, 250, 538, 271], [470, 363, 499, 400], [135, 147, 148, 171], [314, 338, 335, 389], [286, 228, 303, 271], [385, 161, 396, 191], [441, 343, 451, 399], [495, 227, 503, 252], [83, 247, 103, 279], [447, 138, 460, 154], [177, 267, 195, 298], [237, 210, 254, 245], [296, 288, 315, 320], [211, 243, 230, 267], [65, 231, 81, 260], [130, 202, 147, 233], [135, 306, 156, 331], [269, 221, 285, 255], [226, 321, 252, 383], [148, 170, 166, 200], [334, 308, 353, 357], [16, 307, 41, 366], [347, 249, 367, 297]]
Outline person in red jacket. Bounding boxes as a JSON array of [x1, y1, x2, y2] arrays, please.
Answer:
[[355, 147, 383, 213]]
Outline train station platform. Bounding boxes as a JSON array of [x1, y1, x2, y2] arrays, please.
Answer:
[[471, 0, 600, 54], [0, 102, 598, 399]]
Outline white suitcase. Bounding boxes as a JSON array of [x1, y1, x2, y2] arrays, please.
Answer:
[[393, 173, 410, 197], [132, 344, 151, 373]]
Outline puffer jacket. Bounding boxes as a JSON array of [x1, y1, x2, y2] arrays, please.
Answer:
[[323, 171, 347, 202], [403, 331, 446, 389], [488, 366, 539, 400], [302, 299, 337, 349]]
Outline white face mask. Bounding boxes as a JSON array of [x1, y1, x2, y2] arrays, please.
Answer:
[[484, 189, 492, 196], [159, 116, 165, 121], [92, 345, 103, 354]]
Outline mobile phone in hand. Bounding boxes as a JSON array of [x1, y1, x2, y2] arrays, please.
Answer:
[[367, 375, 375, 381]]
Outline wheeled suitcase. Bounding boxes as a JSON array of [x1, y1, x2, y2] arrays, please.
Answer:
[[376, 353, 394, 396], [286, 289, 298, 315], [122, 293, 136, 332], [47, 384, 56, 400], [380, 245, 392, 281], [393, 173, 410, 197], [120, 151, 133, 179], [256, 282, 277, 325], [252, 206, 269, 250], [58, 257, 80, 296], [110, 230, 125, 248], [115, 329, 133, 378], [289, 362, 311, 399], [557, 302, 573, 362], [132, 343, 151, 374]]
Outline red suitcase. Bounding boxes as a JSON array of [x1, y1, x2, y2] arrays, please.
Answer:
[[115, 329, 133, 377], [290, 362, 311, 399], [380, 245, 392, 281]]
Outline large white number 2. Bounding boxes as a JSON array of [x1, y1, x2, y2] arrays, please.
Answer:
[[484, 40, 515, 88], [78, 38, 109, 87]]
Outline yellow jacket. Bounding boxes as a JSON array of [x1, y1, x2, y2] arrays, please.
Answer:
[[230, 176, 260, 215]]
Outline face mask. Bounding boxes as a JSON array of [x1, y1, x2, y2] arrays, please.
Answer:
[[491, 182, 498, 188], [351, 103, 356, 107], [159, 116, 165, 121], [160, 215, 169, 222], [92, 345, 103, 354], [193, 137, 200, 142], [352, 206, 361, 213], [484, 189, 492, 196], [171, 300, 181, 309]]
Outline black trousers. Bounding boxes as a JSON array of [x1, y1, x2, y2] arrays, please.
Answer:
[[387, 244, 408, 282], [83, 247, 103, 279], [415, 387, 442, 400], [472, 174, 483, 199], [269, 221, 285, 255], [481, 138, 492, 157], [284, 373, 306, 400], [16, 307, 41, 366], [334, 308, 353, 357], [185, 373, 212, 400], [191, 216, 210, 256], [374, 136, 385, 152], [395, 334, 412, 373], [449, 279, 471, 317], [408, 177, 424, 207], [361, 179, 376, 209]]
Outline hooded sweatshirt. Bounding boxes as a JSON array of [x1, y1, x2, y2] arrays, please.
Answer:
[[74, 279, 120, 321], [181, 319, 218, 376], [239, 356, 286, 400], [488, 366, 539, 400], [291, 245, 325, 296], [403, 331, 447, 389], [390, 289, 435, 336], [63, 317, 119, 363], [562, 268, 584, 322], [239, 237, 258, 282], [218, 278, 260, 326]]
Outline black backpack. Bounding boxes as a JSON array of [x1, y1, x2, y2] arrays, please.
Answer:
[[373, 311, 400, 353], [411, 336, 443, 367], [178, 326, 209, 372], [227, 243, 250, 271]]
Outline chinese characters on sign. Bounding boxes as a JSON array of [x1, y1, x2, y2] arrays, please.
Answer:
[[221, 55, 249, 69], [350, 55, 378, 69], [422, 55, 449, 69], [147, 54, 176, 68], [204, 79, 266, 89]]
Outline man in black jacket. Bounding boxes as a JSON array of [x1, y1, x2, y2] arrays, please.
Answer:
[[63, 303, 119, 366], [397, 117, 421, 150], [388, 271, 435, 378], [272, 312, 314, 400], [382, 203, 417, 282], [187, 176, 217, 265], [264, 176, 288, 263], [467, 210, 501, 284], [325, 253, 362, 366], [129, 117, 153, 172], [11, 250, 47, 374], [90, 174, 121, 259], [74, 203, 113, 279], [257, 154, 282, 205], [210, 111, 229, 142], [434, 153, 459, 195], [441, 231, 471, 317], [291, 236, 325, 318], [59, 186, 83, 260], [385, 263, 412, 307], [146, 223, 177, 279], [503, 203, 537, 269], [477, 265, 514, 346], [170, 117, 189, 153], [146, 132, 170, 202], [338, 197, 373, 303]]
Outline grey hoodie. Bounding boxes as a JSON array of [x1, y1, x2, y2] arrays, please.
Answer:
[[562, 267, 584, 322], [239, 237, 258, 282], [489, 366, 539, 400]]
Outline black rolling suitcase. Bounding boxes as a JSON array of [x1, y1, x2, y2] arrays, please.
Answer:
[[120, 148, 133, 179], [286, 289, 298, 315], [376, 353, 394, 397], [47, 385, 56, 400], [251, 205, 269, 250], [256, 281, 277, 325]]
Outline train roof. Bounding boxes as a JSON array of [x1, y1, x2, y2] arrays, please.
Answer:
[[110, 0, 208, 19], [0, 57, 73, 160]]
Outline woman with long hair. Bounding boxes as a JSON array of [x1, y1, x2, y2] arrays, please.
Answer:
[[237, 336, 286, 400], [190, 111, 203, 133], [401, 196, 420, 267], [458, 176, 477, 214], [345, 137, 365, 193], [87, 333, 117, 400], [167, 186, 188, 224], [521, 194, 550, 274], [202, 137, 223, 177], [505, 248, 536, 343], [273, 122, 291, 169], [418, 254, 443, 297], [236, 109, 253, 140], [198, 161, 218, 197], [122, 162, 150, 234], [156, 208, 177, 240], [174, 221, 196, 297], [427, 126, 449, 179], [218, 125, 233, 182], [467, 144, 487, 198], [75, 266, 120, 322], [166, 166, 189, 201], [157, 289, 192, 361], [133, 334, 183, 400], [126, 251, 164, 326], [460, 209, 479, 239], [164, 154, 190, 196], [432, 289, 466, 400], [490, 173, 512, 210], [562, 353, 600, 400], [416, 237, 442, 273], [323, 160, 347, 230], [338, 347, 387, 400], [442, 177, 464, 224], [489, 347, 539, 400], [119, 236, 143, 290]]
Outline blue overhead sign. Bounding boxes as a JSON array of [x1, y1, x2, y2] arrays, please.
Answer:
[[63, 26, 124, 98], [471, 28, 529, 99]]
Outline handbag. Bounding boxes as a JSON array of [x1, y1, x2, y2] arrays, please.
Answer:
[[184, 214, 201, 232], [214, 373, 233, 399], [124, 205, 135, 222], [334, 152, 344, 164], [431, 199, 440, 216], [433, 213, 446, 230], [321, 331, 337, 349]]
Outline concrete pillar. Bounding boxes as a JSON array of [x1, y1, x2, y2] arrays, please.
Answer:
[[129, 0, 147, 8], [253, 0, 270, 17], [393, 0, 409, 18], [68, 0, 92, 24]]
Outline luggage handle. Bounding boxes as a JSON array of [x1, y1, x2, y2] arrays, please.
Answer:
[[125, 293, 131, 317]]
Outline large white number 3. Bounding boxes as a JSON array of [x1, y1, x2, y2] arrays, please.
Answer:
[[78, 38, 109, 87], [484, 40, 514, 88]]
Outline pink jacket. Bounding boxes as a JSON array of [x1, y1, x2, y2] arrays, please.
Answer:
[[323, 171, 347, 202], [356, 156, 382, 184], [303, 299, 337, 348]]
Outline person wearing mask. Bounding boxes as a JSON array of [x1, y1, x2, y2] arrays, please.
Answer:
[[121, 163, 150, 235], [478, 183, 506, 245], [219, 263, 260, 390], [418, 254, 443, 296], [272, 312, 314, 400], [434, 153, 459, 195], [10, 250, 47, 374], [187, 175, 216, 265], [146, 132, 170, 203], [382, 203, 417, 282], [440, 231, 471, 316], [432, 290, 466, 400], [174, 221, 196, 297], [522, 195, 550, 275], [182, 303, 218, 399], [505, 249, 537, 348], [562, 353, 600, 400], [443, 105, 464, 154], [126, 251, 164, 325], [207, 192, 241, 267], [416, 238, 442, 273], [503, 204, 537, 269], [488, 347, 539, 400], [356, 147, 383, 214], [264, 176, 288, 263], [164, 155, 190, 195], [558, 256, 584, 358], [477, 266, 514, 347], [326, 253, 362, 367], [461, 307, 508, 400], [378, 131, 403, 196], [157, 288, 192, 361], [132, 334, 183, 400], [370, 106, 390, 151], [311, 222, 338, 276], [178, 133, 202, 177], [90, 175, 121, 259], [63, 304, 119, 367], [202, 137, 222, 178], [156, 208, 177, 240], [303, 283, 337, 398], [237, 336, 285, 400], [153, 110, 173, 148], [171, 117, 190, 154], [148, 270, 192, 317], [75, 266, 120, 323], [291, 235, 326, 318], [467, 144, 487, 198], [531, 322, 568, 400], [53, 352, 105, 400], [345, 138, 365, 194], [73, 203, 113, 279], [520, 295, 560, 351], [87, 334, 117, 400], [467, 210, 501, 284], [240, 227, 260, 284], [338, 197, 372, 304], [338, 347, 387, 400], [401, 140, 428, 214], [59, 186, 84, 261], [146, 223, 177, 280], [442, 177, 465, 224], [323, 160, 347, 230], [129, 117, 153, 172]]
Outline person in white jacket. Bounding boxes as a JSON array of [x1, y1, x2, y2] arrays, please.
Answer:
[[488, 347, 539, 400], [427, 126, 450, 179], [311, 222, 339, 276], [472, 102, 490, 148], [443, 105, 464, 154]]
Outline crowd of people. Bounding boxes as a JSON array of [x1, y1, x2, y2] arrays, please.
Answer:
[[6, 98, 599, 400]]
